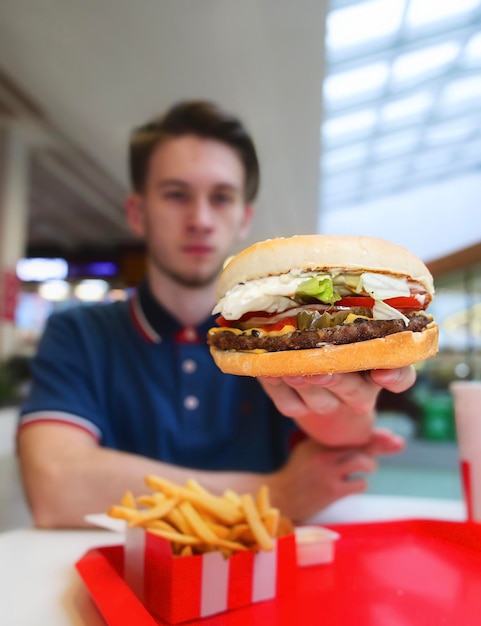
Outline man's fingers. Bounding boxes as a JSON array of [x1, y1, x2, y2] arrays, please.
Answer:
[[334, 451, 378, 476], [369, 366, 416, 393], [282, 372, 377, 416], [364, 428, 405, 455]]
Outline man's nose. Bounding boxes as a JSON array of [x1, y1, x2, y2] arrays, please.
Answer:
[[187, 197, 215, 230]]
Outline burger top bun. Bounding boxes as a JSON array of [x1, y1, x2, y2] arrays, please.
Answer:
[[217, 234, 434, 302]]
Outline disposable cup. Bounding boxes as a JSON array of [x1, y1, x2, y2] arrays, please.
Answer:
[[450, 381, 481, 522]]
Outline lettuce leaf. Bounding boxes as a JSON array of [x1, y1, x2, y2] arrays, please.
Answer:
[[358, 272, 410, 300], [296, 276, 341, 305]]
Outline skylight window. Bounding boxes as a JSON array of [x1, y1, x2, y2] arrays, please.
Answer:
[[322, 143, 368, 173], [326, 0, 405, 53], [323, 171, 363, 198], [380, 91, 433, 126], [406, 0, 481, 30], [440, 75, 481, 108], [458, 138, 481, 163], [372, 129, 420, 159], [322, 109, 377, 144], [425, 118, 478, 146], [324, 62, 390, 106], [367, 160, 407, 186], [391, 42, 460, 86], [463, 32, 481, 66], [413, 149, 453, 174]]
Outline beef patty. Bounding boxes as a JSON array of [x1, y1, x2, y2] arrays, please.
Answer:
[[208, 314, 432, 352]]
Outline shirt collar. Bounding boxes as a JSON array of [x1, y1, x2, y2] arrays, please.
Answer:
[[129, 278, 217, 344]]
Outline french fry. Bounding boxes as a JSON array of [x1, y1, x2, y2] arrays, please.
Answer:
[[256, 485, 271, 518], [120, 490, 137, 509], [128, 497, 180, 528], [206, 521, 231, 539], [146, 519, 179, 533], [178, 501, 219, 543], [263, 508, 280, 538], [241, 494, 275, 551], [147, 527, 202, 546], [223, 489, 241, 506], [179, 545, 193, 557], [108, 505, 139, 523], [136, 492, 166, 507], [228, 523, 255, 544], [208, 537, 249, 552], [165, 507, 192, 536], [185, 478, 210, 496]]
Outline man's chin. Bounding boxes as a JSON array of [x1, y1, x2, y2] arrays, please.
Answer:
[[174, 274, 218, 289], [151, 254, 225, 289], [163, 266, 221, 289]]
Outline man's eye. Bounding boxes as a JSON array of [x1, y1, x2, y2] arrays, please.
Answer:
[[212, 194, 233, 205], [165, 191, 188, 201]]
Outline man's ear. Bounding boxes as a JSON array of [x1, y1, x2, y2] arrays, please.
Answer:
[[125, 194, 145, 237], [238, 204, 254, 241]]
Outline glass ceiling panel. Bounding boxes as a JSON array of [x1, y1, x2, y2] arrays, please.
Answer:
[[324, 61, 390, 106], [406, 0, 481, 30], [391, 42, 460, 87], [366, 160, 408, 185], [412, 148, 454, 173], [424, 117, 479, 146], [322, 108, 377, 145], [440, 75, 481, 108], [464, 32, 481, 64], [322, 143, 369, 173], [380, 91, 433, 126], [372, 129, 420, 158], [321, 0, 481, 213], [326, 0, 406, 54]]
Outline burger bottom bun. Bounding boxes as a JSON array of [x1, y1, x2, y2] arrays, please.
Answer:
[[209, 323, 439, 377]]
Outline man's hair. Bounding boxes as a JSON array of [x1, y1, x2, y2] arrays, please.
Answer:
[[128, 100, 260, 202]]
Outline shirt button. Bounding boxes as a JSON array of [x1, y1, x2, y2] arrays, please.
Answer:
[[184, 395, 199, 410], [182, 359, 197, 374], [184, 327, 198, 342]]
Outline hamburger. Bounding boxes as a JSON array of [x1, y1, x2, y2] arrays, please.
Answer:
[[207, 235, 439, 376]]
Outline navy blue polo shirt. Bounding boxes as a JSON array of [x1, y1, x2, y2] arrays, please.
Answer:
[[19, 281, 297, 473]]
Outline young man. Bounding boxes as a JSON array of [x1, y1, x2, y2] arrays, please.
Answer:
[[17, 101, 414, 527]]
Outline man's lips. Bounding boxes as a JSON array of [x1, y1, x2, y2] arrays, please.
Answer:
[[182, 244, 214, 256]]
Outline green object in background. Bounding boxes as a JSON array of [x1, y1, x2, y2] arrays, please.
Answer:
[[420, 393, 456, 442]]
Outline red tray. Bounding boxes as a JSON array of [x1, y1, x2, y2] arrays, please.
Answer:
[[76, 519, 481, 625]]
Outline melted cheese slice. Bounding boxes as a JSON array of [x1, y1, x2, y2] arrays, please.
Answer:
[[208, 324, 297, 337]]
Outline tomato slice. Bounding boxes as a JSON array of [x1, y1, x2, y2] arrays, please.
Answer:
[[216, 313, 298, 331], [336, 296, 422, 310], [215, 315, 232, 327], [259, 316, 298, 332], [215, 311, 271, 327], [384, 296, 423, 309], [336, 297, 374, 308]]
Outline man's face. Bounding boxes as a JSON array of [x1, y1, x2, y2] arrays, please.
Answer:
[[127, 135, 252, 288]]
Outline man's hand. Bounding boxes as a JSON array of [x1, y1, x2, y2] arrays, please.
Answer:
[[268, 429, 404, 522], [259, 366, 416, 447]]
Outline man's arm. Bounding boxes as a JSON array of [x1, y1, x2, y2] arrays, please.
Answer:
[[18, 421, 395, 528]]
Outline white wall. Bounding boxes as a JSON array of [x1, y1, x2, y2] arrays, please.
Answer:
[[319, 171, 481, 264]]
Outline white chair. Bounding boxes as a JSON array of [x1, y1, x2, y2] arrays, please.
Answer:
[[0, 407, 32, 531]]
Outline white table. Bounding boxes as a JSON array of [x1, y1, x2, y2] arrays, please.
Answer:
[[0, 495, 466, 626]]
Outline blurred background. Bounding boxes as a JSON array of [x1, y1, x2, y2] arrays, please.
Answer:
[[1, 0, 480, 522]]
